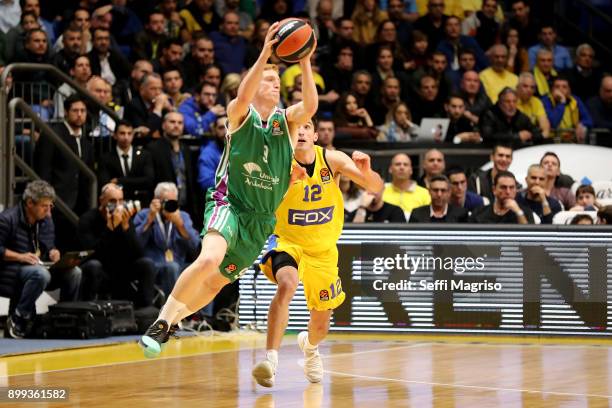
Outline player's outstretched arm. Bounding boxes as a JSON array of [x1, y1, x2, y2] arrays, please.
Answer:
[[285, 38, 319, 134], [226, 21, 280, 130], [326, 150, 384, 194]]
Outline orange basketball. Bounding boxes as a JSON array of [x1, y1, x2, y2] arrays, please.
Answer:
[[273, 18, 315, 63]]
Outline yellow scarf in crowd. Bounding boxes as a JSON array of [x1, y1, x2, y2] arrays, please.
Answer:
[[534, 65, 558, 96], [554, 96, 580, 130]]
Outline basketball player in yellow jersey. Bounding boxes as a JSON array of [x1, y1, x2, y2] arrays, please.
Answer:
[[252, 118, 384, 387]]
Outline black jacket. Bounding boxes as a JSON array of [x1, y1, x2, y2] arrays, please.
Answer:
[[97, 146, 155, 204], [124, 93, 164, 138], [408, 204, 469, 223], [88, 49, 132, 84], [0, 204, 55, 296], [480, 105, 543, 146], [34, 123, 94, 213]]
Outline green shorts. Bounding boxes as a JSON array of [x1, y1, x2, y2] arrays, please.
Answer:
[[203, 200, 276, 282]]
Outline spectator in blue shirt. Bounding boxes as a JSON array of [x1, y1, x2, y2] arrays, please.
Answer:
[[437, 16, 488, 72], [517, 164, 562, 223], [134, 182, 199, 297], [528, 25, 573, 71], [447, 166, 486, 214], [210, 11, 247, 74], [198, 115, 227, 192], [178, 81, 226, 139]]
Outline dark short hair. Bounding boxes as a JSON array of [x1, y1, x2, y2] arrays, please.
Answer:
[[494, 170, 516, 186], [114, 120, 133, 131], [70, 55, 90, 70], [539, 151, 560, 166], [492, 142, 513, 154], [570, 214, 594, 224], [161, 37, 183, 51], [429, 175, 450, 185], [597, 205, 612, 224], [63, 93, 86, 113], [195, 80, 218, 94], [25, 28, 46, 43], [576, 184, 595, 198], [446, 166, 466, 178], [459, 48, 476, 58]]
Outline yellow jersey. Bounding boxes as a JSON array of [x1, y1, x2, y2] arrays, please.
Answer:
[[274, 146, 344, 253]]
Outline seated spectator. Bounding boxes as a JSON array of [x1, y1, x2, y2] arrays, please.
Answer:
[[516, 72, 550, 138], [597, 206, 612, 224], [418, 148, 445, 188], [409, 51, 453, 104], [447, 166, 486, 213], [88, 28, 131, 87], [181, 34, 216, 91], [588, 75, 612, 138], [178, 81, 225, 139], [124, 73, 172, 141], [157, 0, 182, 40], [132, 11, 167, 61], [78, 184, 155, 307], [540, 152, 575, 210], [351, 0, 388, 45], [179, 0, 221, 42], [371, 76, 403, 126], [502, 27, 529, 75], [197, 115, 226, 192], [5, 11, 40, 64], [53, 8, 91, 55], [479, 45, 518, 103], [413, 0, 449, 53], [334, 92, 376, 139], [147, 112, 198, 218], [219, 0, 254, 39], [461, 0, 500, 53], [411, 75, 445, 124], [564, 44, 603, 102], [365, 19, 410, 72], [12, 28, 54, 109], [480, 87, 543, 146], [541, 76, 592, 143], [315, 117, 336, 150], [86, 76, 122, 139], [134, 182, 199, 297], [504, 0, 539, 47], [437, 16, 487, 72], [22, 0, 55, 44], [370, 46, 405, 101], [351, 190, 406, 223], [444, 94, 480, 143], [0, 181, 81, 338], [570, 185, 601, 212], [468, 143, 513, 202], [405, 29, 429, 72], [533, 48, 557, 97], [98, 121, 155, 205], [219, 73, 240, 107], [470, 171, 535, 224], [516, 164, 562, 223], [152, 38, 184, 74], [339, 175, 364, 222], [200, 63, 223, 91], [460, 70, 492, 124], [377, 102, 418, 142], [210, 11, 247, 74], [349, 70, 374, 112], [280, 53, 326, 104], [114, 59, 153, 107], [448, 48, 477, 91], [51, 27, 83, 74], [382, 153, 431, 219], [320, 44, 354, 99], [527, 25, 572, 71], [409, 175, 469, 222], [163, 69, 191, 109], [570, 214, 594, 225], [54, 55, 92, 119]]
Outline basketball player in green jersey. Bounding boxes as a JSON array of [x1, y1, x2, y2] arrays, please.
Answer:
[[140, 21, 319, 357]]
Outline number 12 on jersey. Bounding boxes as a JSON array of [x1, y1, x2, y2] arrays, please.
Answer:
[[303, 184, 322, 202]]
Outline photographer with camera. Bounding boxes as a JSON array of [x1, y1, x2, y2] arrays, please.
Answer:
[[134, 182, 199, 297], [78, 183, 156, 307]]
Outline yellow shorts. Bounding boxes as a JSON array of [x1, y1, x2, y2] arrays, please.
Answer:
[[259, 235, 345, 311]]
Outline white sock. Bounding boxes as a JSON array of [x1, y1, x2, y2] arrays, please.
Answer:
[[174, 306, 196, 324], [158, 295, 189, 327], [304, 334, 318, 351], [266, 350, 278, 370]]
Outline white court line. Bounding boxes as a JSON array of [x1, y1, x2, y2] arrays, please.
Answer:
[[322, 369, 612, 399], [423, 341, 612, 350]]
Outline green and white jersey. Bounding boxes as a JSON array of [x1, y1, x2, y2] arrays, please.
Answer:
[[208, 105, 293, 214]]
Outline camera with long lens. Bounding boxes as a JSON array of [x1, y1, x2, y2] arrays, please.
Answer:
[[106, 200, 141, 214], [162, 199, 179, 213]]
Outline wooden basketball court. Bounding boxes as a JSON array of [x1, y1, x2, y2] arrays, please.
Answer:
[[1, 332, 611, 407]]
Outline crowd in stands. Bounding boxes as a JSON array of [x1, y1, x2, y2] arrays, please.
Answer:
[[1, 0, 612, 338]]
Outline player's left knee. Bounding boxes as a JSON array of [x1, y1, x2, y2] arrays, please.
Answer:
[[310, 317, 330, 335]]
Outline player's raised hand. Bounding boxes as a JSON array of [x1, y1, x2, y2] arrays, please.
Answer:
[[352, 151, 371, 172], [262, 21, 281, 58], [289, 162, 307, 184]]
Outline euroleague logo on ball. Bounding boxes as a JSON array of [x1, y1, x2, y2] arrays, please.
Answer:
[[278, 20, 298, 37]]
